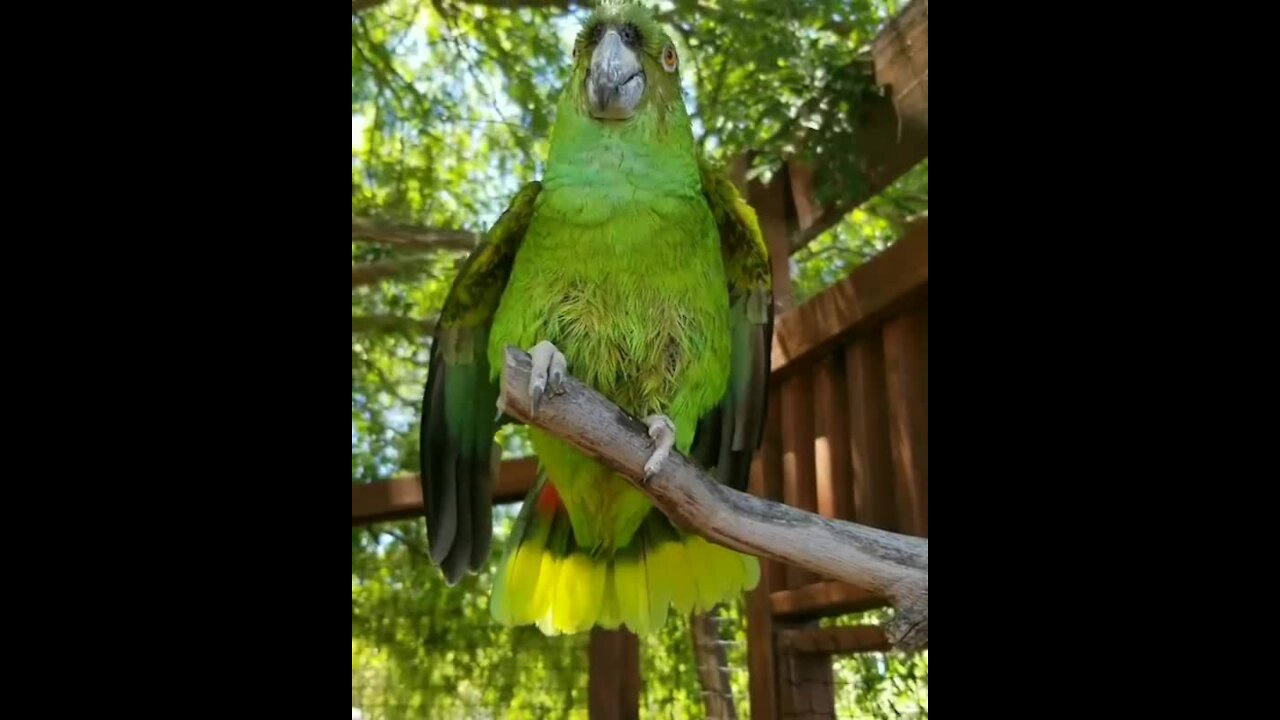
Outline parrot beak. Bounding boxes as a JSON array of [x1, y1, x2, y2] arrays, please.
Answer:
[[587, 29, 645, 121]]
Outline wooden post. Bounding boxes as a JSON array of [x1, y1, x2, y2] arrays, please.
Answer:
[[588, 628, 640, 720], [747, 164, 796, 312]]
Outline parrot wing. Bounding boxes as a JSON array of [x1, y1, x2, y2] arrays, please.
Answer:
[[419, 180, 542, 584], [691, 157, 774, 492]]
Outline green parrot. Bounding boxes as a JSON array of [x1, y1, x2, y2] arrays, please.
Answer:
[[419, 0, 773, 636]]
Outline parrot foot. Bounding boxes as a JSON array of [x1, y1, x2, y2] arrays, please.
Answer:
[[528, 340, 567, 416], [642, 414, 675, 482]]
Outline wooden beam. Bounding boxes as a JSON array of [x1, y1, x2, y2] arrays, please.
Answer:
[[771, 581, 889, 620], [749, 167, 797, 311], [350, 457, 538, 526], [772, 218, 928, 379], [787, 0, 928, 252], [873, 0, 928, 136], [491, 456, 540, 502], [884, 308, 929, 538], [780, 373, 819, 590], [813, 355, 855, 523], [777, 625, 891, 655], [846, 335, 901, 532]]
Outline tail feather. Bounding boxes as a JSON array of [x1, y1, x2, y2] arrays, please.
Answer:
[[491, 479, 760, 635]]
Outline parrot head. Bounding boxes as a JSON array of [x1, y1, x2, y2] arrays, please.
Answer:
[[565, 1, 684, 127]]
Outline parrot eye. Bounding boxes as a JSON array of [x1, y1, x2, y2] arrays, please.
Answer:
[[661, 45, 678, 73]]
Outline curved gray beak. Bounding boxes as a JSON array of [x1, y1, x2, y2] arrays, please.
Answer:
[[587, 30, 645, 120]]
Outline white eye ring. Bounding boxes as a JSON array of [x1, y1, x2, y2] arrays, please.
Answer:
[[661, 45, 678, 73]]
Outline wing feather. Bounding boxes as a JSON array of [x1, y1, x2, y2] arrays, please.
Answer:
[[420, 181, 541, 584], [691, 158, 774, 492]]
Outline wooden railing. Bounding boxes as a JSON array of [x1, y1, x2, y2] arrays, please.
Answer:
[[351, 457, 536, 526], [746, 218, 927, 719]]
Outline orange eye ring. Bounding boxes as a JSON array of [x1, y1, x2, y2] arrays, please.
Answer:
[[661, 45, 678, 73]]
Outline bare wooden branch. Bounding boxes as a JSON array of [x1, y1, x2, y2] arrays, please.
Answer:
[[499, 346, 928, 651], [351, 217, 481, 253]]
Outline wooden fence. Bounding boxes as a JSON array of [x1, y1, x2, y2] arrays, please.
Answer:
[[745, 218, 927, 719]]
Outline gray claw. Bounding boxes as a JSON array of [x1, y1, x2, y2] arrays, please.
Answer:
[[642, 414, 675, 482], [528, 340, 567, 416]]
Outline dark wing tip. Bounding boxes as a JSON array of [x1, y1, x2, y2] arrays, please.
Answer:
[[421, 340, 501, 582], [421, 348, 458, 568]]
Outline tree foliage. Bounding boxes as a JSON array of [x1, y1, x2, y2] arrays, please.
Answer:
[[352, 0, 928, 716]]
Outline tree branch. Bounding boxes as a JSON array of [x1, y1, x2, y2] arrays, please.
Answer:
[[352, 217, 481, 252], [355, 0, 572, 11], [453, 0, 572, 8], [381, 529, 434, 561], [351, 314, 437, 336], [498, 346, 928, 651], [352, 257, 438, 288]]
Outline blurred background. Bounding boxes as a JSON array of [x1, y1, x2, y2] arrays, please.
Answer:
[[352, 0, 928, 717]]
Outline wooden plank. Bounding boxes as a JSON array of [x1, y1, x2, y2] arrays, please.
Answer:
[[812, 354, 854, 522], [780, 373, 819, 590], [350, 456, 538, 526], [884, 307, 928, 537], [777, 626, 891, 655], [757, 384, 787, 590], [492, 456, 540, 503], [771, 581, 888, 620], [846, 336, 899, 532], [588, 628, 639, 720], [772, 218, 928, 379], [873, 0, 928, 136]]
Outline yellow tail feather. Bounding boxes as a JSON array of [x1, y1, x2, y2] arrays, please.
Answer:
[[492, 496, 762, 636]]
